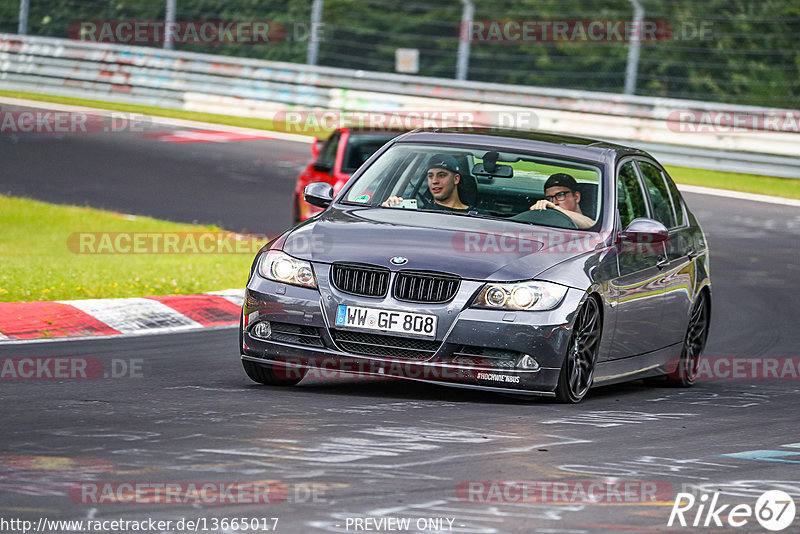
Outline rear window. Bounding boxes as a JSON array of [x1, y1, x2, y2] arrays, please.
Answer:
[[341, 133, 400, 174]]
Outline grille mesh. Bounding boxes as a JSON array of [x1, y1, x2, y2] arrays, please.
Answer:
[[331, 263, 390, 298], [332, 330, 440, 360], [450, 346, 521, 368], [393, 271, 460, 303], [267, 322, 324, 347]]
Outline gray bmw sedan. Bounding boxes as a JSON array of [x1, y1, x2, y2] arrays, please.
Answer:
[[240, 129, 711, 403]]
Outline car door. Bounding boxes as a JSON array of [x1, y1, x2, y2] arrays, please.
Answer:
[[637, 160, 694, 347], [607, 159, 666, 359], [299, 131, 342, 220]]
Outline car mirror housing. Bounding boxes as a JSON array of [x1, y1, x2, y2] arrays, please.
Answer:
[[619, 217, 669, 243], [312, 161, 333, 173], [303, 182, 334, 209]]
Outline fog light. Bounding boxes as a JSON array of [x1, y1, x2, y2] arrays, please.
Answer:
[[251, 321, 272, 339], [516, 354, 540, 371]]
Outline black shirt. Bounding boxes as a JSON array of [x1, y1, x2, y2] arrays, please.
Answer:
[[426, 202, 473, 213]]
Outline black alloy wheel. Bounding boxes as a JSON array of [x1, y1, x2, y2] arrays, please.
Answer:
[[555, 297, 602, 403]]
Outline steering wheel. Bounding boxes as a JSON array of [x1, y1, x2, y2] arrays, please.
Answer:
[[509, 208, 579, 229]]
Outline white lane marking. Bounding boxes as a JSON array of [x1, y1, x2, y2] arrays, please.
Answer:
[[678, 184, 800, 207], [0, 332, 9, 340], [205, 288, 244, 307], [58, 297, 202, 334]]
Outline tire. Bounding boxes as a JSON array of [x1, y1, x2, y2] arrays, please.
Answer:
[[242, 359, 307, 386], [555, 297, 602, 403], [238, 312, 244, 354], [664, 291, 710, 387]]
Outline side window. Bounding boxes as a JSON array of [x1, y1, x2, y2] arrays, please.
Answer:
[[638, 161, 676, 228], [316, 132, 340, 169], [662, 171, 686, 227], [617, 161, 648, 229]]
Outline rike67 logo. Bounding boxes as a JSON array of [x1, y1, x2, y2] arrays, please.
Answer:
[[668, 490, 796, 531]]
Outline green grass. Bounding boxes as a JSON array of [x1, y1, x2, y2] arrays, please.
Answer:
[[665, 165, 800, 199], [0, 195, 264, 303]]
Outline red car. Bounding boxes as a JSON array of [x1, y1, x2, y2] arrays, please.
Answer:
[[293, 128, 404, 223]]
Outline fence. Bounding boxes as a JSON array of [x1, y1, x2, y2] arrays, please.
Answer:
[[4, 0, 798, 109]]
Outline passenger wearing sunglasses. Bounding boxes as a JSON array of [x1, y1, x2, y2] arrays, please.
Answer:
[[529, 173, 595, 229]]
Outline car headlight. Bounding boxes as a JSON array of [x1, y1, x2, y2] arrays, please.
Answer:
[[472, 281, 567, 311], [259, 250, 317, 288]]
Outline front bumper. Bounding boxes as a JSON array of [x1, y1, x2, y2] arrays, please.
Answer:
[[241, 272, 584, 396]]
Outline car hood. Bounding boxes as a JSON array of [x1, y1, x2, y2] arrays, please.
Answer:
[[283, 207, 603, 281]]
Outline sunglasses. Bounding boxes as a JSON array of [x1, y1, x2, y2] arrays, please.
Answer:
[[544, 191, 573, 202]]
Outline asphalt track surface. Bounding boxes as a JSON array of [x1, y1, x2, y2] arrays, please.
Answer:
[[2, 103, 800, 533]]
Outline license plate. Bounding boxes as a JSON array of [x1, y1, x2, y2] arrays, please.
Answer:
[[335, 305, 437, 338]]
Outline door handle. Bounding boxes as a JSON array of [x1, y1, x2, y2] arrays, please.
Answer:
[[687, 248, 697, 260], [656, 256, 669, 269]]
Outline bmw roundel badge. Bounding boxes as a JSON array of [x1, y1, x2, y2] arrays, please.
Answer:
[[390, 256, 408, 265]]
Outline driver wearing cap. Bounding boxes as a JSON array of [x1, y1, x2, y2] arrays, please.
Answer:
[[383, 155, 471, 212], [529, 173, 595, 229]]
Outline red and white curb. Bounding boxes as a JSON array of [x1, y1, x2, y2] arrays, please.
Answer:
[[0, 289, 243, 343]]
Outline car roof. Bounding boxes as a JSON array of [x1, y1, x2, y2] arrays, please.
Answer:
[[393, 127, 651, 165], [343, 127, 409, 135]]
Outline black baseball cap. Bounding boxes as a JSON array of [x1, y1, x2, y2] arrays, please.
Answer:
[[544, 173, 578, 192], [427, 154, 460, 173]]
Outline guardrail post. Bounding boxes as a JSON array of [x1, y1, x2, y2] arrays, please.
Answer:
[[624, 0, 644, 95], [164, 0, 177, 49], [18, 0, 29, 35], [456, 0, 473, 81], [307, 0, 324, 66]]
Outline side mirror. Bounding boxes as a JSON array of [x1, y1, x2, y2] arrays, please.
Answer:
[[303, 182, 334, 209], [311, 137, 320, 159], [619, 218, 669, 243], [312, 161, 333, 173]]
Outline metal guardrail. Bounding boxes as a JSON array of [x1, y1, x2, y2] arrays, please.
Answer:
[[1, 33, 798, 178]]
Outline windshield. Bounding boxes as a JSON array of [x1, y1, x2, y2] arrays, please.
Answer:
[[342, 143, 603, 230]]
